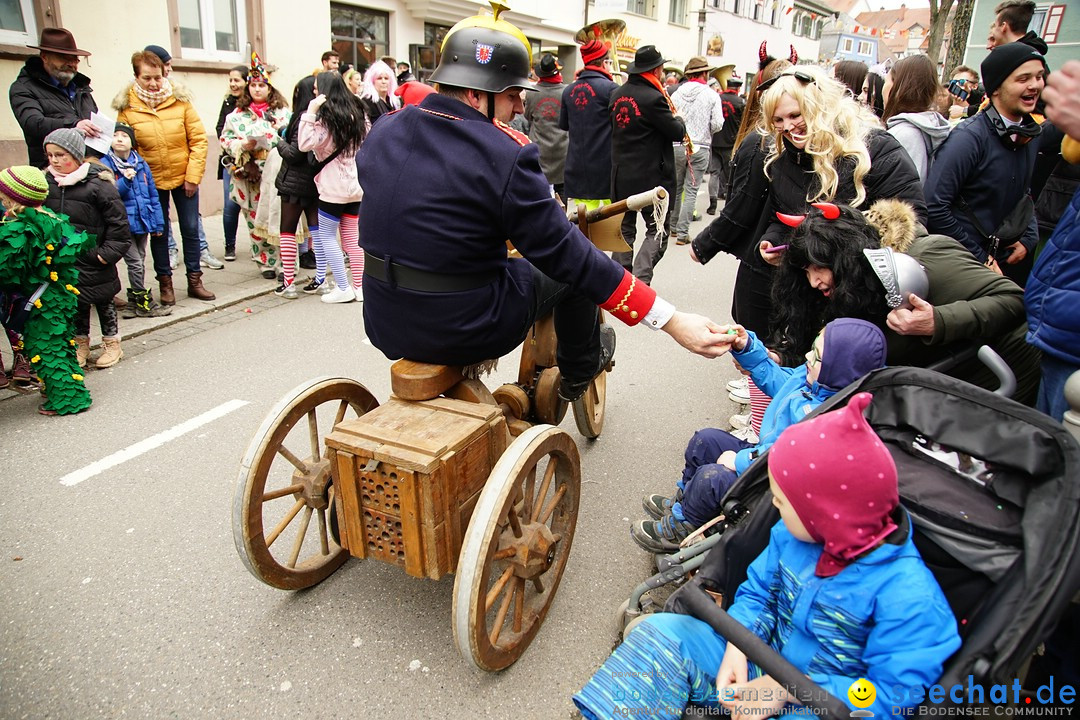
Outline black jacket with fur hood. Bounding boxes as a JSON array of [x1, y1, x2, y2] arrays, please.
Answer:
[[44, 163, 132, 305]]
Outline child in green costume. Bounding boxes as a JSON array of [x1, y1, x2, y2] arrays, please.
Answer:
[[0, 165, 93, 415]]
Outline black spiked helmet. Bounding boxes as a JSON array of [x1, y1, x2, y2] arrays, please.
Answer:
[[430, 2, 535, 94]]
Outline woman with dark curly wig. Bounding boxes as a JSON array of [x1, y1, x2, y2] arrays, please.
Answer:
[[298, 70, 367, 304], [766, 200, 1041, 405]]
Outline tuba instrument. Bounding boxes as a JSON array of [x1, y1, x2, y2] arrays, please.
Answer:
[[575, 18, 626, 80]]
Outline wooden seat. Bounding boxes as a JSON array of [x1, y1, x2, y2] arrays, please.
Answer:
[[391, 359, 464, 401]]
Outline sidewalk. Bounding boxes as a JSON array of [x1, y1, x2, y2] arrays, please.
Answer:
[[114, 213, 278, 342], [0, 213, 277, 402]]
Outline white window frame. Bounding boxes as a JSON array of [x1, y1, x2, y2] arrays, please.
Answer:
[[840, 37, 853, 53], [176, 0, 247, 63], [857, 39, 872, 55], [0, 0, 36, 46], [669, 0, 687, 25]]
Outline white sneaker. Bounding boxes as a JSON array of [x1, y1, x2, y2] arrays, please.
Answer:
[[729, 412, 751, 430], [726, 376, 749, 393], [200, 249, 225, 269], [728, 387, 751, 404], [320, 286, 355, 304], [353, 285, 363, 302], [731, 425, 759, 444]]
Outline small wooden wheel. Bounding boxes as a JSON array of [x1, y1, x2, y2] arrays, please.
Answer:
[[233, 377, 379, 590], [533, 367, 567, 425], [453, 425, 581, 671], [572, 367, 607, 439]]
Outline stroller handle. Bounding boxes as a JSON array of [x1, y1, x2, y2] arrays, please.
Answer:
[[682, 584, 852, 717], [924, 344, 1016, 398]]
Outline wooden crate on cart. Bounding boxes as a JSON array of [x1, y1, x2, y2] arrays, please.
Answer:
[[325, 396, 509, 580]]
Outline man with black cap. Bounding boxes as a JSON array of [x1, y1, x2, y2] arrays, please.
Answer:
[[356, 7, 733, 407], [609, 45, 687, 285], [925, 41, 1048, 286], [522, 53, 568, 200], [9, 28, 101, 169]]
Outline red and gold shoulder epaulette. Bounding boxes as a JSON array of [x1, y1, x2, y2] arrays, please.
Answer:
[[493, 119, 530, 146], [600, 270, 656, 326]]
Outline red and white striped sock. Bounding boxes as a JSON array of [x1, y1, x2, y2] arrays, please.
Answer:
[[340, 214, 364, 289], [280, 233, 298, 286], [749, 380, 770, 435]]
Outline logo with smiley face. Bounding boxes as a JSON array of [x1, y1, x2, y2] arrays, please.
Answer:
[[848, 678, 876, 717]]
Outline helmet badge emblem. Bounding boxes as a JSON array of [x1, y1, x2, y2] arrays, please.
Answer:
[[475, 42, 495, 64]]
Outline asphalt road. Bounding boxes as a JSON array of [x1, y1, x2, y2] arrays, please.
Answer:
[[0, 217, 744, 719]]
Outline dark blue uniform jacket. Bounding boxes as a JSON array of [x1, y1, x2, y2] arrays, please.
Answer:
[[356, 93, 625, 366]]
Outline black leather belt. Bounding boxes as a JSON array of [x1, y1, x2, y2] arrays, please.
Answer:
[[365, 253, 499, 293]]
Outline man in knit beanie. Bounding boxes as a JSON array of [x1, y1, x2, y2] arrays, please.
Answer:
[[523, 54, 569, 201], [925, 40, 1047, 286], [559, 38, 618, 210]]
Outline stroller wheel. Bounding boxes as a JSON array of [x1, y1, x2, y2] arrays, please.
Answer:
[[615, 598, 653, 640]]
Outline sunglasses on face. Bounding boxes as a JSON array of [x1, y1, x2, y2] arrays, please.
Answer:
[[756, 70, 816, 94]]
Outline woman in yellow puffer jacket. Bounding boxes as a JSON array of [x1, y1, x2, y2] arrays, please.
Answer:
[[114, 49, 213, 303]]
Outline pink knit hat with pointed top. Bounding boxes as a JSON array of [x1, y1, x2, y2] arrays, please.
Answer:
[[768, 392, 899, 577]]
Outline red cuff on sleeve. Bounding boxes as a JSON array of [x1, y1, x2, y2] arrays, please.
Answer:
[[601, 269, 657, 326]]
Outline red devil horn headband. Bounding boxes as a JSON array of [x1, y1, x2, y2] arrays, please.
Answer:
[[777, 212, 806, 227], [789, 45, 799, 65], [759, 41, 768, 64], [811, 202, 841, 219]]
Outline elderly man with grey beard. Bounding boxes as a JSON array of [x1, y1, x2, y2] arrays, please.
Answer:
[[9, 28, 101, 169]]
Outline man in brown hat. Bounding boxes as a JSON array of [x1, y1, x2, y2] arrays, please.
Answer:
[[9, 28, 101, 168], [669, 56, 724, 244], [609, 45, 686, 285]]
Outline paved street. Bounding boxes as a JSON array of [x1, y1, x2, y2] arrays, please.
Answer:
[[0, 203, 744, 719]]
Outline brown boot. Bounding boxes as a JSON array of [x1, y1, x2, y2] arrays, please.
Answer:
[[95, 336, 124, 368], [74, 336, 91, 368], [158, 275, 175, 305], [114, 292, 128, 309], [186, 271, 216, 301]]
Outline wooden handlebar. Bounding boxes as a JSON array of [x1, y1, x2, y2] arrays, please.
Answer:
[[566, 187, 668, 225]]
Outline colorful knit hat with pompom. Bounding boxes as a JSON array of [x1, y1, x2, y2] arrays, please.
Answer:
[[0, 165, 49, 207]]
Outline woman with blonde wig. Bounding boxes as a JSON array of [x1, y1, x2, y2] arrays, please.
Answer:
[[755, 65, 926, 252]]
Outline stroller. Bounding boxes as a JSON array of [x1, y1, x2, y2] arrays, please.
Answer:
[[623, 364, 1080, 715]]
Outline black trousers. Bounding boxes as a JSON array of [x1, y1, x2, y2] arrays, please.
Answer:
[[521, 264, 601, 384]]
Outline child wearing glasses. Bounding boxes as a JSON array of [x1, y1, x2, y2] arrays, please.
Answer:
[[632, 318, 887, 553]]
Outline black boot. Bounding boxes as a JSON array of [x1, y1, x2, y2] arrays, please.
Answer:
[[706, 198, 718, 215], [121, 288, 138, 319], [134, 289, 173, 318]]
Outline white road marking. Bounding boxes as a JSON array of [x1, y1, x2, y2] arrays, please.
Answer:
[[59, 399, 249, 487]]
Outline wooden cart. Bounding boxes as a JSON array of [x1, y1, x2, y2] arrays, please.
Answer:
[[232, 189, 666, 671]]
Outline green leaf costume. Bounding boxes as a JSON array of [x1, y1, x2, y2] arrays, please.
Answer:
[[0, 207, 94, 414]]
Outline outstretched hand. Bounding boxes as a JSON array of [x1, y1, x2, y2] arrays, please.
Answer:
[[663, 312, 740, 358], [886, 293, 935, 336]]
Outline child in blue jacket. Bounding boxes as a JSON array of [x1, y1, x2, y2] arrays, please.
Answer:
[[633, 318, 887, 552], [576, 393, 961, 720], [101, 124, 170, 318]]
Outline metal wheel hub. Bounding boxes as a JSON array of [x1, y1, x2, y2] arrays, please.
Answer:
[[498, 522, 558, 580]]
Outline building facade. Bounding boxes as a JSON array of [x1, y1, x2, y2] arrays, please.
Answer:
[[962, 0, 1077, 73]]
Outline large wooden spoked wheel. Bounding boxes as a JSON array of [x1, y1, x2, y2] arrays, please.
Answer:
[[233, 377, 379, 590], [571, 368, 607, 439], [452, 425, 581, 671]]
